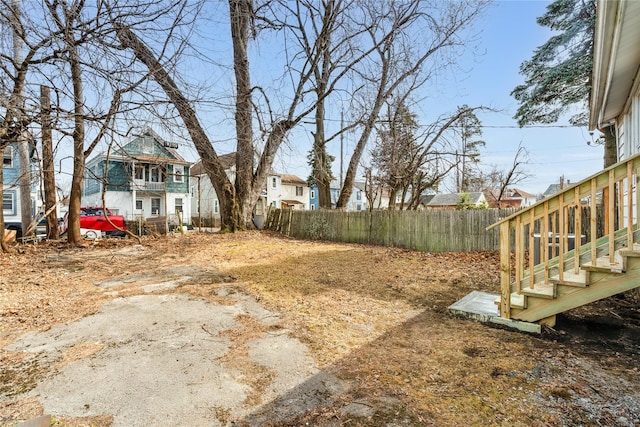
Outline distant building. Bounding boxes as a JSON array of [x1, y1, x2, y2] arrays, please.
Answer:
[[83, 128, 191, 222], [309, 180, 368, 211], [2, 140, 42, 237], [189, 152, 236, 226], [485, 188, 537, 208], [426, 192, 486, 209], [267, 174, 309, 210]]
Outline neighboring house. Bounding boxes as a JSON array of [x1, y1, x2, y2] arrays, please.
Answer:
[[83, 129, 191, 223], [267, 174, 309, 210], [485, 188, 537, 208], [2, 140, 42, 236], [506, 188, 537, 207], [189, 153, 236, 226], [416, 194, 436, 210], [590, 0, 640, 162], [309, 185, 318, 210], [324, 180, 368, 211], [190, 154, 309, 226], [541, 179, 572, 199], [426, 192, 486, 209]]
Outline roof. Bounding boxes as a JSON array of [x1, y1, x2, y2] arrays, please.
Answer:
[[419, 194, 435, 205], [427, 192, 485, 207], [353, 181, 366, 192], [542, 184, 562, 198], [281, 199, 304, 205], [590, 0, 640, 130], [190, 152, 236, 175], [509, 188, 536, 198], [90, 128, 190, 165], [280, 174, 306, 185]]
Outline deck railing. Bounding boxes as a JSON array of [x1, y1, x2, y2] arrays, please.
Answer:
[[489, 153, 640, 319]]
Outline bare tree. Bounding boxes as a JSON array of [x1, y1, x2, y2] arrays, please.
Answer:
[[336, 0, 490, 208], [368, 102, 488, 210], [479, 144, 530, 208], [43, 1, 192, 244], [0, 0, 60, 250]]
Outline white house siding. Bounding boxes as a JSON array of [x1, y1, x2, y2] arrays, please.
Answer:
[[190, 175, 219, 220], [624, 94, 640, 158], [82, 190, 190, 223]]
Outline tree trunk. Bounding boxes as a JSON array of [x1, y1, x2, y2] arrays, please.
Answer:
[[41, 85, 59, 240], [0, 145, 9, 252], [230, 0, 253, 228], [114, 23, 242, 231], [249, 119, 294, 222], [66, 39, 85, 245], [337, 111, 383, 208], [603, 125, 617, 168], [313, 100, 332, 208]]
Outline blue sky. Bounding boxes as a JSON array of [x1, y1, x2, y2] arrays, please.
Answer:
[[445, 0, 603, 195], [67, 0, 603, 197], [267, 0, 604, 196]]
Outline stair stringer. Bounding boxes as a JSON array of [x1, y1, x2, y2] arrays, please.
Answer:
[[511, 255, 640, 323]]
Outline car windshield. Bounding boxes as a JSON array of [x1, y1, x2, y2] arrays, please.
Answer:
[[80, 208, 106, 216]]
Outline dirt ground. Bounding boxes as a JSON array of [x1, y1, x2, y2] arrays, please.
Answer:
[[1, 231, 640, 426]]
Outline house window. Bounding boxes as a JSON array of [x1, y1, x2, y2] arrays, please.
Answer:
[[310, 190, 315, 199], [142, 137, 153, 154], [214, 199, 219, 214], [3, 192, 15, 214], [135, 164, 145, 180], [173, 165, 184, 183], [136, 199, 143, 210], [175, 198, 183, 214], [296, 186, 303, 196], [311, 204, 316, 210], [356, 191, 362, 201], [3, 146, 13, 167], [151, 198, 161, 215], [357, 204, 362, 211], [150, 166, 163, 183], [272, 177, 277, 188]]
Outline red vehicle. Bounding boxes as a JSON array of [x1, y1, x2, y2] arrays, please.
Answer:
[[61, 207, 127, 237]]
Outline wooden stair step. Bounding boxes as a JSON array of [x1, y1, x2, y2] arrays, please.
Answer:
[[550, 270, 588, 287], [494, 293, 526, 309], [619, 244, 640, 257], [520, 282, 556, 299], [581, 256, 625, 273]]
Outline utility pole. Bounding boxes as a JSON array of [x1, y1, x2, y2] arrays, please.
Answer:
[[340, 110, 344, 190], [41, 85, 58, 239]]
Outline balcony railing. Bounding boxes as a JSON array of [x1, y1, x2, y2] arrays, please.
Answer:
[[133, 180, 165, 191]]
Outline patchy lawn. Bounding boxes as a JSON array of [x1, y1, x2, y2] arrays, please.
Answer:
[[1, 232, 639, 426]]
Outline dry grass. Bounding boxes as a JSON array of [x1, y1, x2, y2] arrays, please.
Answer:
[[2, 231, 639, 426]]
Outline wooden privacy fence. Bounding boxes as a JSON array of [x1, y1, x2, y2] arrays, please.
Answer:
[[265, 208, 519, 252]]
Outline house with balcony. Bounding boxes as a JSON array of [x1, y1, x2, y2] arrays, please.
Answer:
[[82, 128, 191, 223], [452, 0, 640, 333], [2, 140, 42, 238]]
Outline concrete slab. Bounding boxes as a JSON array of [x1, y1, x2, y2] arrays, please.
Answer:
[[448, 290, 499, 322], [448, 291, 541, 334]]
